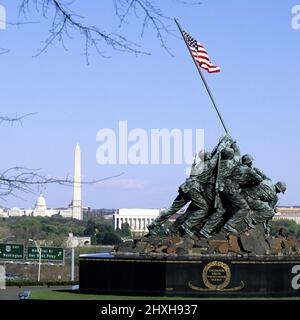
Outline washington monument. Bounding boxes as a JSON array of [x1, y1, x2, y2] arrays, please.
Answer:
[[72, 143, 83, 220]]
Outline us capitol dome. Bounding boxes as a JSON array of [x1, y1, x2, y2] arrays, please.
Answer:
[[35, 194, 47, 214]]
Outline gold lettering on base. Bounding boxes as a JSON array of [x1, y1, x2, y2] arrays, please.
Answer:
[[188, 261, 245, 292]]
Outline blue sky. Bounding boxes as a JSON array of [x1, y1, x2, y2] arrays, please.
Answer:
[[0, 0, 300, 209]]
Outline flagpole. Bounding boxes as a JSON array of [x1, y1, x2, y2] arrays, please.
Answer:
[[174, 18, 229, 135]]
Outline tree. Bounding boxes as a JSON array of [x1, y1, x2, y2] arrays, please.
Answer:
[[0, 223, 11, 240], [9, 218, 43, 243], [96, 232, 122, 245], [83, 217, 123, 245], [118, 222, 132, 237], [94, 224, 122, 245], [84, 219, 97, 237], [270, 220, 300, 239], [2, 1, 200, 62], [3, 215, 87, 244]]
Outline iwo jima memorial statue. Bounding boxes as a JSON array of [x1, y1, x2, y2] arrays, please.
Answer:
[[80, 20, 300, 297]]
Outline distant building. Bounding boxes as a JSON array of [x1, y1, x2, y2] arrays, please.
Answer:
[[8, 207, 32, 217], [33, 194, 60, 217], [35, 194, 47, 216], [0, 208, 8, 218], [273, 207, 300, 225], [88, 209, 116, 217], [7, 207, 21, 217], [32, 194, 73, 218], [3, 194, 72, 219], [113, 208, 162, 235]]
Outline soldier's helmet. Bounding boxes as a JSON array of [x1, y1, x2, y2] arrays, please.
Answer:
[[221, 147, 235, 160], [198, 151, 212, 162], [242, 154, 254, 165], [204, 152, 212, 161], [275, 181, 287, 194]]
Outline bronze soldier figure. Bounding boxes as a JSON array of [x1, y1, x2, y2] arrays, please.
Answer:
[[243, 180, 287, 232], [147, 135, 233, 236], [199, 153, 262, 237]]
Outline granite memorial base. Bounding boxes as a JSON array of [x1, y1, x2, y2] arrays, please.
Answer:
[[79, 253, 300, 297]]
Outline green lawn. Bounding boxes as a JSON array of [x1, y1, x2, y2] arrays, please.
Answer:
[[30, 291, 190, 300], [30, 291, 300, 301]]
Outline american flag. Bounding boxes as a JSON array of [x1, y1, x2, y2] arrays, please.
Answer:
[[183, 31, 221, 74]]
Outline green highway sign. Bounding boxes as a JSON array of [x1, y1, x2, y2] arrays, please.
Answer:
[[0, 244, 24, 260], [27, 247, 64, 262]]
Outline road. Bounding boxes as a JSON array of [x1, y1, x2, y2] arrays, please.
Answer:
[[0, 286, 71, 300]]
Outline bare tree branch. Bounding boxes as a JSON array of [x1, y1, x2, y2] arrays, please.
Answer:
[[0, 48, 10, 55], [6, 20, 40, 27], [19, 0, 150, 63], [0, 166, 124, 199], [0, 113, 37, 126], [114, 0, 175, 56], [0, 17, 40, 54], [16, 0, 201, 62]]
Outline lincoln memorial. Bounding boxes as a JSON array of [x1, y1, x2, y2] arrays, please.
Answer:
[[113, 208, 162, 235]]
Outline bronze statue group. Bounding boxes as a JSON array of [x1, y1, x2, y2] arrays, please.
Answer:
[[147, 135, 287, 239]]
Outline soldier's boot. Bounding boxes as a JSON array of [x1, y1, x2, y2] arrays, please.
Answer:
[[223, 223, 239, 236], [180, 223, 199, 241], [198, 229, 212, 239], [179, 223, 193, 237]]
